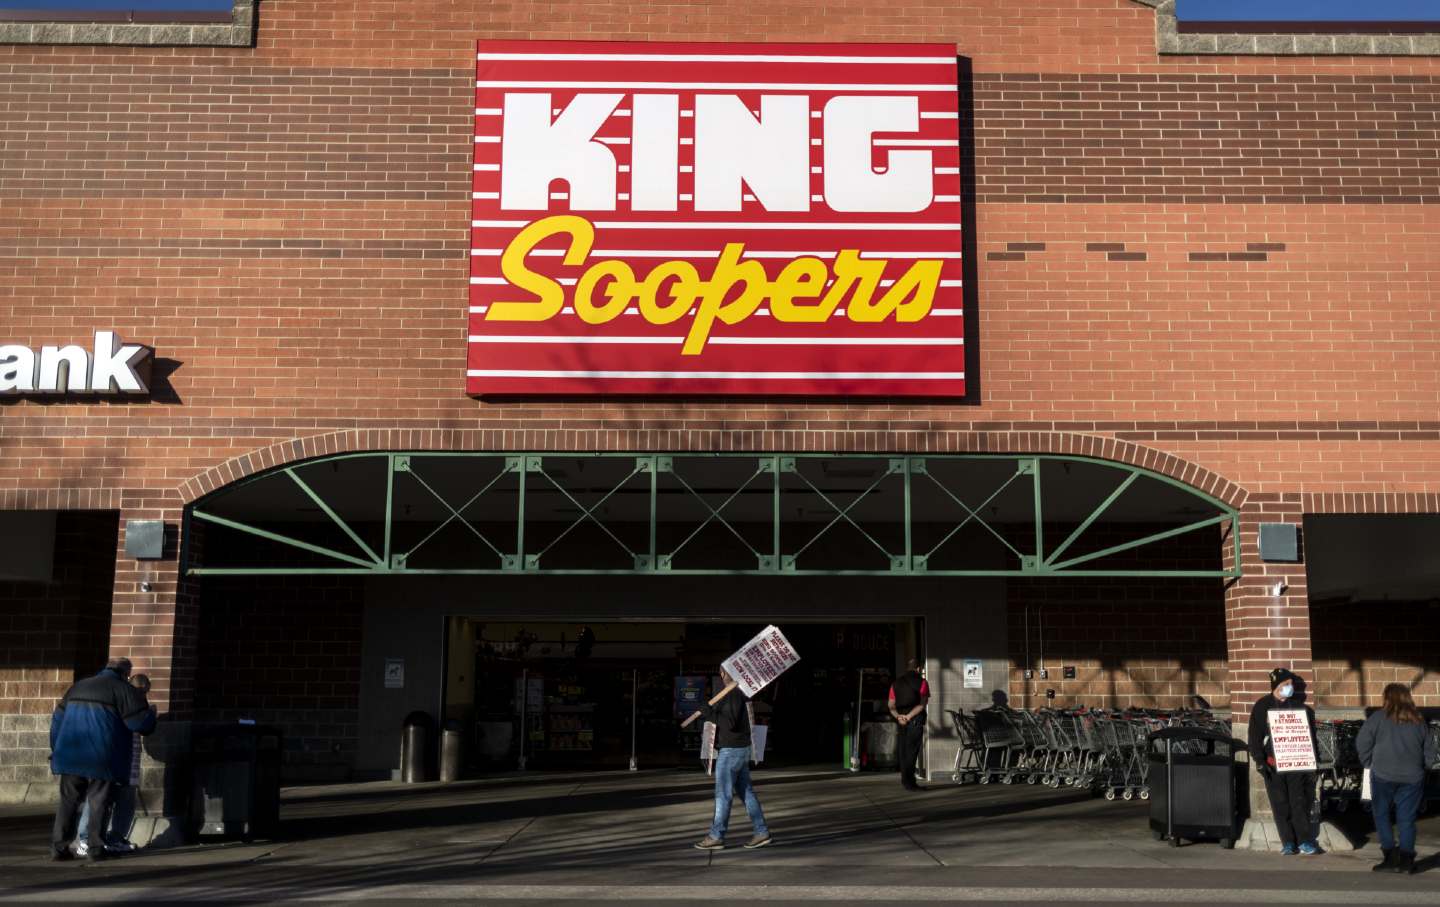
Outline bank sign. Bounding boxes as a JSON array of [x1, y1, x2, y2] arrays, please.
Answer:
[[468, 41, 965, 397]]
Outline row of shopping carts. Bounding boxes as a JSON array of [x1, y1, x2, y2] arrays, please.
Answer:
[[948, 706, 1231, 802]]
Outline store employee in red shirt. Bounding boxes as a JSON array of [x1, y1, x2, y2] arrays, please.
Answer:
[[888, 659, 930, 791]]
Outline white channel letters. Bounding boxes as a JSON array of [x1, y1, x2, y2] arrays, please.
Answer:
[[0, 331, 152, 396], [499, 93, 935, 213]]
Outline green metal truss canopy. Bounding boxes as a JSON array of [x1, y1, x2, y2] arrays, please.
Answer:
[[186, 453, 1241, 579]]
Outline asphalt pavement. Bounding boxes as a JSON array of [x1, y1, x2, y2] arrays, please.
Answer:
[[1, 767, 1436, 904]]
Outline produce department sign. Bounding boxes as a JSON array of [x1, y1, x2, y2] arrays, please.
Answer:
[[468, 41, 965, 396]]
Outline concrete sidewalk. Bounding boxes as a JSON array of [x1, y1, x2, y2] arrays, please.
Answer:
[[0, 768, 1436, 902]]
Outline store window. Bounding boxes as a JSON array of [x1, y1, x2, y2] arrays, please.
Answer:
[[0, 0, 253, 45]]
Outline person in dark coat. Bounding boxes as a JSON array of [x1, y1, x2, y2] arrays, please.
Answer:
[[1357, 683, 1438, 874], [1247, 667, 1320, 856], [48, 657, 157, 862], [888, 659, 930, 790]]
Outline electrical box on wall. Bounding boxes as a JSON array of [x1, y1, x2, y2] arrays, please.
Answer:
[[124, 520, 165, 560], [1259, 523, 1299, 562]]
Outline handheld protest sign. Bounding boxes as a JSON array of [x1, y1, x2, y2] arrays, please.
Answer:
[[722, 625, 800, 698], [678, 625, 800, 726], [1267, 709, 1317, 772]]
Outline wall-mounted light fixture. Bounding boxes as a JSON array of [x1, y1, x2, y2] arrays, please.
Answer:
[[1270, 577, 1288, 597]]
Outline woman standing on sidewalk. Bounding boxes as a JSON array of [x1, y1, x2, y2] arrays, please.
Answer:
[[1358, 684, 1438, 875]]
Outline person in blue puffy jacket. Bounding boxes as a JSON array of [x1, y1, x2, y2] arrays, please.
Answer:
[[48, 657, 157, 862]]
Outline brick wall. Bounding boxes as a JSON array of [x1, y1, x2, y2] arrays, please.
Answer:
[[193, 575, 364, 780], [3, 0, 1440, 740], [0, 511, 118, 785], [1312, 600, 1440, 709], [1007, 578, 1229, 711]]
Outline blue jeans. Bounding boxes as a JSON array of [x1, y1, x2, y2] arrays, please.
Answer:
[[77, 785, 135, 846], [1370, 775, 1424, 853], [710, 746, 767, 841]]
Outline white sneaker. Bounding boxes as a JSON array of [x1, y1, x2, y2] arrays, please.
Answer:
[[74, 841, 89, 858]]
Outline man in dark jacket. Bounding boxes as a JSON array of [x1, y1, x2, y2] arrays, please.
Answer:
[[693, 669, 771, 851], [49, 657, 157, 861], [1247, 667, 1319, 856], [888, 659, 930, 790]]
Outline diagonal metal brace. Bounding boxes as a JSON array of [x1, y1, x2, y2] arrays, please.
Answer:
[[528, 461, 645, 567]]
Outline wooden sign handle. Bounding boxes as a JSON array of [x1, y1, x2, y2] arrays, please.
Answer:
[[679, 681, 738, 728]]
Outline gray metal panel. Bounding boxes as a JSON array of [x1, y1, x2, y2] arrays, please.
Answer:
[[1258, 523, 1299, 562], [125, 519, 165, 559]]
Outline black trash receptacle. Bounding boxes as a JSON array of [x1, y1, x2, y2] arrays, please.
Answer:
[[1147, 726, 1246, 849], [191, 723, 282, 841]]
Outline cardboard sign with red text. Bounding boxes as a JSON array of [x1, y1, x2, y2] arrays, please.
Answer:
[[1267, 709, 1317, 773], [469, 40, 965, 396], [721, 625, 800, 698]]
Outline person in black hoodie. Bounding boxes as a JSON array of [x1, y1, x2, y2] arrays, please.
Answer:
[[692, 669, 771, 851], [1247, 667, 1320, 856]]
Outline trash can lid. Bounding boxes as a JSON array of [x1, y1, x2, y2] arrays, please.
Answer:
[[402, 710, 436, 728], [1147, 726, 1246, 750]]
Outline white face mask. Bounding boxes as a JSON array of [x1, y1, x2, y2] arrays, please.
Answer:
[[1277, 684, 1294, 700]]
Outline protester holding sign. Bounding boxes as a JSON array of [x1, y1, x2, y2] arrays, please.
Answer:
[[683, 626, 798, 852], [1246, 668, 1320, 856], [1356, 683, 1437, 875], [691, 668, 771, 852]]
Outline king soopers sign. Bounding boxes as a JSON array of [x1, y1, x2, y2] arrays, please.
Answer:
[[468, 41, 966, 397]]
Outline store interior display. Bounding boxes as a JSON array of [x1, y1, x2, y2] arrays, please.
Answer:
[[456, 619, 913, 772]]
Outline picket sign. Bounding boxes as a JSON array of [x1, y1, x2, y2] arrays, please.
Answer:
[[1267, 709, 1317, 773], [680, 625, 800, 728], [699, 707, 768, 765]]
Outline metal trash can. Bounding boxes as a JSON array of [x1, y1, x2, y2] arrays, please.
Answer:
[[191, 723, 282, 841], [400, 710, 435, 783], [439, 719, 464, 783], [1147, 726, 1246, 849]]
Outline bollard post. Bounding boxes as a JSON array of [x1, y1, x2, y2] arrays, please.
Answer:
[[440, 720, 464, 783], [400, 711, 434, 783]]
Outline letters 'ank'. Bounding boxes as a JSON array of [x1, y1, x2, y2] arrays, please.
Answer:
[[469, 41, 966, 397]]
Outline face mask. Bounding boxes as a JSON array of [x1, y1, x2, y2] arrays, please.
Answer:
[[1277, 684, 1294, 699]]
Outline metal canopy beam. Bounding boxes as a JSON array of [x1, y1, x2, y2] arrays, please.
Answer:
[[187, 452, 1241, 580]]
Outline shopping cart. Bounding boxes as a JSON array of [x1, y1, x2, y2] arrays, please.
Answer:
[[948, 709, 985, 785]]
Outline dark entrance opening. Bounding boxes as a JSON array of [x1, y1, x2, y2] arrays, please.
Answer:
[[446, 618, 916, 771]]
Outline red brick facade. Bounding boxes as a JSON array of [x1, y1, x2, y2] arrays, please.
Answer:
[[4, 0, 1440, 771]]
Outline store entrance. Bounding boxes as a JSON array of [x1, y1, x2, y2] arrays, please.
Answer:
[[443, 618, 915, 772]]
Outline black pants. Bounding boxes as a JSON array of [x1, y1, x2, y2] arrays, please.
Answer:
[[52, 774, 114, 855], [1263, 771, 1315, 847], [897, 716, 925, 788]]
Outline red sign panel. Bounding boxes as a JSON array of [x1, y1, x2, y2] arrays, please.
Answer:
[[469, 41, 964, 396]]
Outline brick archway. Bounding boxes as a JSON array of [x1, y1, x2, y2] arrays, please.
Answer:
[[178, 427, 1249, 508]]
